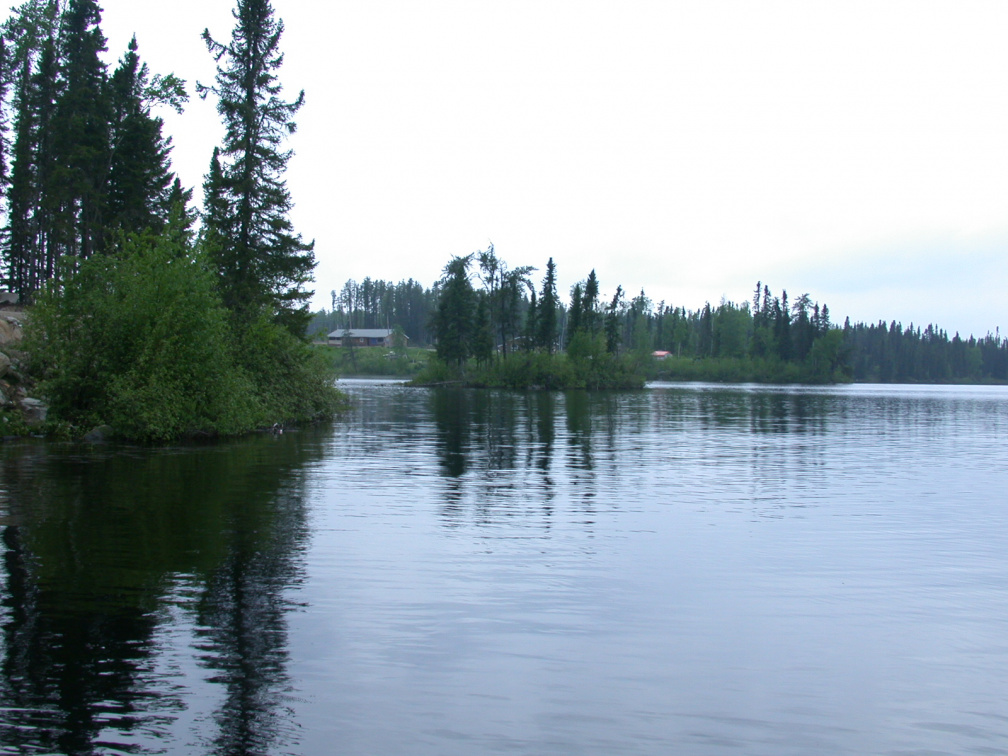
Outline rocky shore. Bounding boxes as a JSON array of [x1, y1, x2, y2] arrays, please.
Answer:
[[1, 307, 49, 434]]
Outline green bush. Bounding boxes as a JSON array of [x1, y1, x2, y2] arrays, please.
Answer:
[[25, 226, 344, 442], [322, 344, 430, 377], [412, 342, 645, 391], [236, 316, 348, 425]]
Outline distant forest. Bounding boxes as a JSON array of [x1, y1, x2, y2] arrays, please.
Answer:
[[310, 252, 1008, 384]]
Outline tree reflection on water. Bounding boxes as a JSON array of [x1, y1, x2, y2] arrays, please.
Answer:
[[0, 431, 326, 755]]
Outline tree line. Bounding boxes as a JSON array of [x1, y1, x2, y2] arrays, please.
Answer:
[[318, 247, 1008, 385], [1, 0, 191, 300], [307, 277, 437, 343]]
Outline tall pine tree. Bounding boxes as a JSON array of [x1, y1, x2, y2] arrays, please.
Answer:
[[199, 0, 315, 335], [52, 0, 111, 260], [537, 257, 558, 353], [106, 35, 186, 237], [2, 0, 62, 298]]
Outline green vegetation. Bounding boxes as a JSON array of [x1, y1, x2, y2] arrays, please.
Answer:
[[25, 225, 343, 442], [2, 0, 344, 441], [198, 0, 316, 336], [320, 344, 431, 377], [395, 251, 1007, 388], [412, 251, 645, 389], [413, 341, 644, 390]]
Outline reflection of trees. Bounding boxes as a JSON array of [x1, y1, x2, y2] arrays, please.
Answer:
[[563, 390, 594, 470], [0, 430, 326, 755], [196, 482, 309, 756], [431, 388, 474, 478], [744, 390, 831, 435], [525, 392, 555, 474], [431, 388, 562, 526], [423, 384, 838, 530]]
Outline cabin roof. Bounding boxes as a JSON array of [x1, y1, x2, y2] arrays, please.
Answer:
[[328, 328, 397, 339]]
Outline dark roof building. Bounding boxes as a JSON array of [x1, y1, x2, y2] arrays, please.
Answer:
[[327, 328, 406, 347]]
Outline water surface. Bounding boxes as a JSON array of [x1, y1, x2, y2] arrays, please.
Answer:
[[2, 381, 1007, 755]]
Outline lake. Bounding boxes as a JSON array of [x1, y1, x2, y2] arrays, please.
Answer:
[[1, 380, 1007, 755]]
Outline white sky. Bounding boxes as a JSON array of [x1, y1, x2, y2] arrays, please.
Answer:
[[90, 0, 1008, 337]]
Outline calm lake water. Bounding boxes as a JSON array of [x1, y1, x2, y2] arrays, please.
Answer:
[[1, 380, 1007, 755]]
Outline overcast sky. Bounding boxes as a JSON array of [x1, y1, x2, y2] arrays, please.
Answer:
[[90, 0, 1008, 337]]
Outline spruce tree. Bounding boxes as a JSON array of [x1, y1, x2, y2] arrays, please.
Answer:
[[52, 0, 111, 260], [537, 257, 558, 353], [199, 0, 315, 335], [605, 285, 623, 354], [5, 44, 41, 295], [432, 254, 475, 367], [2, 0, 62, 298], [524, 290, 538, 351], [583, 269, 600, 334], [0, 37, 8, 191], [107, 35, 186, 237], [566, 281, 583, 348]]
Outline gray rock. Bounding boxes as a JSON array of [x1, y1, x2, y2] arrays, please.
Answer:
[[19, 397, 47, 425], [0, 317, 21, 347], [0, 351, 10, 379]]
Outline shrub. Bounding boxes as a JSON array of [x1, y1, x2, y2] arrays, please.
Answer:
[[25, 225, 344, 442]]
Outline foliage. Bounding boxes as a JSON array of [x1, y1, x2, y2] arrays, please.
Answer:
[[25, 227, 250, 440], [1, 0, 189, 301], [198, 0, 315, 335], [24, 226, 344, 442], [231, 314, 346, 426], [650, 356, 823, 384], [431, 254, 476, 367], [413, 341, 644, 391], [410, 355, 461, 385], [346, 249, 1008, 387], [476, 244, 535, 358], [320, 344, 430, 377], [536, 257, 559, 352], [106, 35, 183, 237], [842, 319, 1006, 383]]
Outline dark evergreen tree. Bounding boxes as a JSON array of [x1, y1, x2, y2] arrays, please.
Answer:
[[791, 293, 814, 361], [201, 146, 234, 266], [52, 0, 111, 260], [0, 36, 8, 190], [2, 0, 62, 298], [774, 290, 791, 361], [566, 281, 583, 347], [106, 35, 186, 237], [4, 40, 41, 295], [199, 0, 315, 334], [524, 290, 538, 351], [2, 2, 187, 298], [473, 291, 494, 366], [697, 302, 713, 357], [537, 257, 558, 352], [605, 285, 623, 354], [166, 177, 197, 235], [431, 254, 475, 367], [583, 269, 600, 334]]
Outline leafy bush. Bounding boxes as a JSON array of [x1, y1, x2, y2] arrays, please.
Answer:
[[25, 226, 344, 442], [235, 316, 348, 425]]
